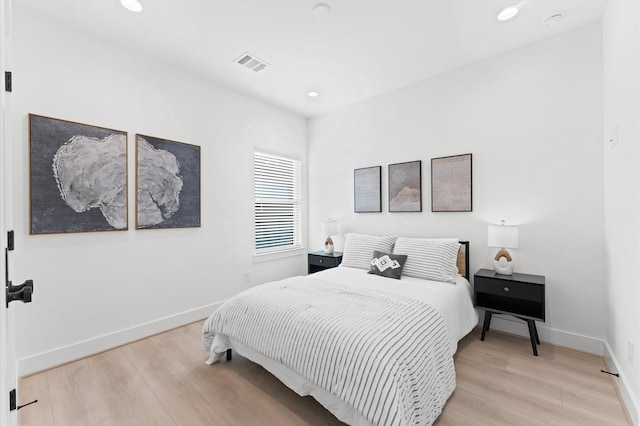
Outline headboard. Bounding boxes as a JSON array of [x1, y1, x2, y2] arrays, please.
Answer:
[[457, 241, 470, 281]]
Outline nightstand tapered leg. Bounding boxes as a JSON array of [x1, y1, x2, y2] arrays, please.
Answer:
[[533, 321, 540, 345], [527, 320, 538, 356], [481, 311, 493, 341]]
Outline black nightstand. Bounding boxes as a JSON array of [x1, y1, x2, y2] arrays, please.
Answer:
[[474, 268, 546, 356], [308, 251, 343, 274]]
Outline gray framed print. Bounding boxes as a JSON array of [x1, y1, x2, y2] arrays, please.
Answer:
[[389, 160, 422, 212], [29, 114, 128, 234], [354, 166, 382, 213], [431, 153, 472, 212], [136, 134, 201, 229]]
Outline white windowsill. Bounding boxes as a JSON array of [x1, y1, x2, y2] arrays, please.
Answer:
[[253, 246, 306, 263]]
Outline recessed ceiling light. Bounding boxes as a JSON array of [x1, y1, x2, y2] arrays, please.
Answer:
[[313, 3, 331, 19], [497, 5, 519, 21], [307, 90, 320, 98], [121, 0, 143, 13]]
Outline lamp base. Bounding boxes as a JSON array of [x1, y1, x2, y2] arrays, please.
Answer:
[[324, 236, 334, 254], [493, 248, 514, 275]]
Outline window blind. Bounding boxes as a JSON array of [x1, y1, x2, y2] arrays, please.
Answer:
[[254, 151, 301, 253]]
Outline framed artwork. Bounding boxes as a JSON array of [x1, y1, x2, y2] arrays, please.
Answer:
[[136, 134, 201, 229], [389, 160, 422, 212], [29, 114, 128, 234], [354, 166, 382, 213], [431, 153, 472, 212]]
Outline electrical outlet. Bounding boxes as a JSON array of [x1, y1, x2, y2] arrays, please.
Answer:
[[244, 271, 252, 283], [628, 339, 634, 364]]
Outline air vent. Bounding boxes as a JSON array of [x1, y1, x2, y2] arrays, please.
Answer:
[[235, 52, 269, 72]]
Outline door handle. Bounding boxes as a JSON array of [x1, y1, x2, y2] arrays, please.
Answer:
[[6, 279, 34, 307]]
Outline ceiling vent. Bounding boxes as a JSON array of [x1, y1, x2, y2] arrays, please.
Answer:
[[235, 52, 269, 72]]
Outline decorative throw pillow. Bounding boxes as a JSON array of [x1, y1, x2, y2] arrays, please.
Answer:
[[392, 237, 460, 283], [367, 250, 407, 280], [341, 233, 397, 270]]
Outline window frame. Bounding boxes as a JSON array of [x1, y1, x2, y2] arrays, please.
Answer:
[[253, 150, 302, 258]]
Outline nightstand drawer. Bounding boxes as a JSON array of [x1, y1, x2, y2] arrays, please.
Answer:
[[475, 276, 542, 302], [308, 255, 341, 268]]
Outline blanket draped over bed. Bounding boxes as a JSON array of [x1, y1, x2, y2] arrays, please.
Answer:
[[202, 277, 455, 426]]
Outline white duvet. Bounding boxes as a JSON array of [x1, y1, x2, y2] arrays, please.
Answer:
[[202, 266, 478, 425], [316, 267, 478, 356]]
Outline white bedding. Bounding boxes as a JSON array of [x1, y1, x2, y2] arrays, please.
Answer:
[[202, 266, 478, 425], [316, 267, 478, 355]]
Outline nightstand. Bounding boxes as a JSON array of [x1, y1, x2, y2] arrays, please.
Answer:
[[308, 251, 343, 274], [474, 268, 545, 356]]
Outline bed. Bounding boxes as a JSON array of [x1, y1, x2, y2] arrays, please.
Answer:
[[202, 235, 478, 425]]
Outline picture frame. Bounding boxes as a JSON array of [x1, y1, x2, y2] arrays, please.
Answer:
[[136, 134, 201, 229], [431, 153, 472, 212], [29, 114, 128, 234], [354, 166, 382, 213], [388, 160, 422, 212]]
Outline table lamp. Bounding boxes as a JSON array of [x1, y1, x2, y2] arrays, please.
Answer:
[[488, 220, 519, 275], [321, 220, 338, 254]]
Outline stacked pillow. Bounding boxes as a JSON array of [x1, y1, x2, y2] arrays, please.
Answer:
[[340, 233, 397, 270], [340, 233, 460, 283], [392, 237, 460, 283]]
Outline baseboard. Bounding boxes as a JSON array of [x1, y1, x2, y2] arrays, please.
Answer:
[[604, 341, 640, 425], [17, 302, 223, 377], [483, 313, 604, 355]]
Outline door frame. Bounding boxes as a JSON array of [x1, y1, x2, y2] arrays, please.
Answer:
[[0, 0, 16, 423]]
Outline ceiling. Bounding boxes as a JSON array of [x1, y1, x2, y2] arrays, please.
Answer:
[[14, 0, 606, 118]]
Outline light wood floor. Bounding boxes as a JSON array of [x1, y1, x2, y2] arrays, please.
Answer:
[[19, 322, 631, 426]]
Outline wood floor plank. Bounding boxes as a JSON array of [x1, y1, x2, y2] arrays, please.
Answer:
[[88, 349, 177, 425], [19, 322, 631, 426], [19, 371, 55, 426], [46, 358, 113, 425]]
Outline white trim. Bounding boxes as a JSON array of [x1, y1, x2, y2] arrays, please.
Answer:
[[253, 246, 305, 263], [17, 302, 223, 377], [604, 341, 640, 425], [482, 313, 604, 355]]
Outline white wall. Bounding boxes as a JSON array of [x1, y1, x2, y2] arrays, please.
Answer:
[[309, 24, 605, 352], [603, 0, 640, 422], [11, 7, 308, 374]]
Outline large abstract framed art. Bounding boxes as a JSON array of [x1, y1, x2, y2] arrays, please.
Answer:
[[29, 114, 128, 234], [136, 134, 201, 229], [431, 153, 472, 212], [354, 166, 382, 213], [388, 160, 422, 212]]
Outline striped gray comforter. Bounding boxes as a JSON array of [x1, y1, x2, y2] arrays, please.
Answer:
[[202, 276, 455, 426]]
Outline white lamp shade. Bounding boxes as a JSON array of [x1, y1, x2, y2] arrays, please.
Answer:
[[321, 220, 338, 236], [488, 225, 519, 249]]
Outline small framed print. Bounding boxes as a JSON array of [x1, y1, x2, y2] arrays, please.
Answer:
[[389, 160, 422, 212], [354, 166, 382, 213], [431, 153, 472, 212]]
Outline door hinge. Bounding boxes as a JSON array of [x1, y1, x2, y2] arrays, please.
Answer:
[[4, 71, 11, 92], [9, 389, 16, 411]]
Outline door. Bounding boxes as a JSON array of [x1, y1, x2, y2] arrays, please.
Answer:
[[0, 0, 16, 424]]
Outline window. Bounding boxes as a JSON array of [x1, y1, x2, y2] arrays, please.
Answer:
[[254, 151, 301, 254]]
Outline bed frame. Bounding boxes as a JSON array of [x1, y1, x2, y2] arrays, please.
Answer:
[[458, 240, 470, 281]]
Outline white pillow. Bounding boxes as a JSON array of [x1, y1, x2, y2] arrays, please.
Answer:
[[341, 233, 397, 270], [392, 237, 460, 283]]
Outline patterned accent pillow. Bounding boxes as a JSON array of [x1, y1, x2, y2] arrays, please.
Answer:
[[341, 233, 398, 270], [392, 237, 460, 283], [367, 250, 408, 280]]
